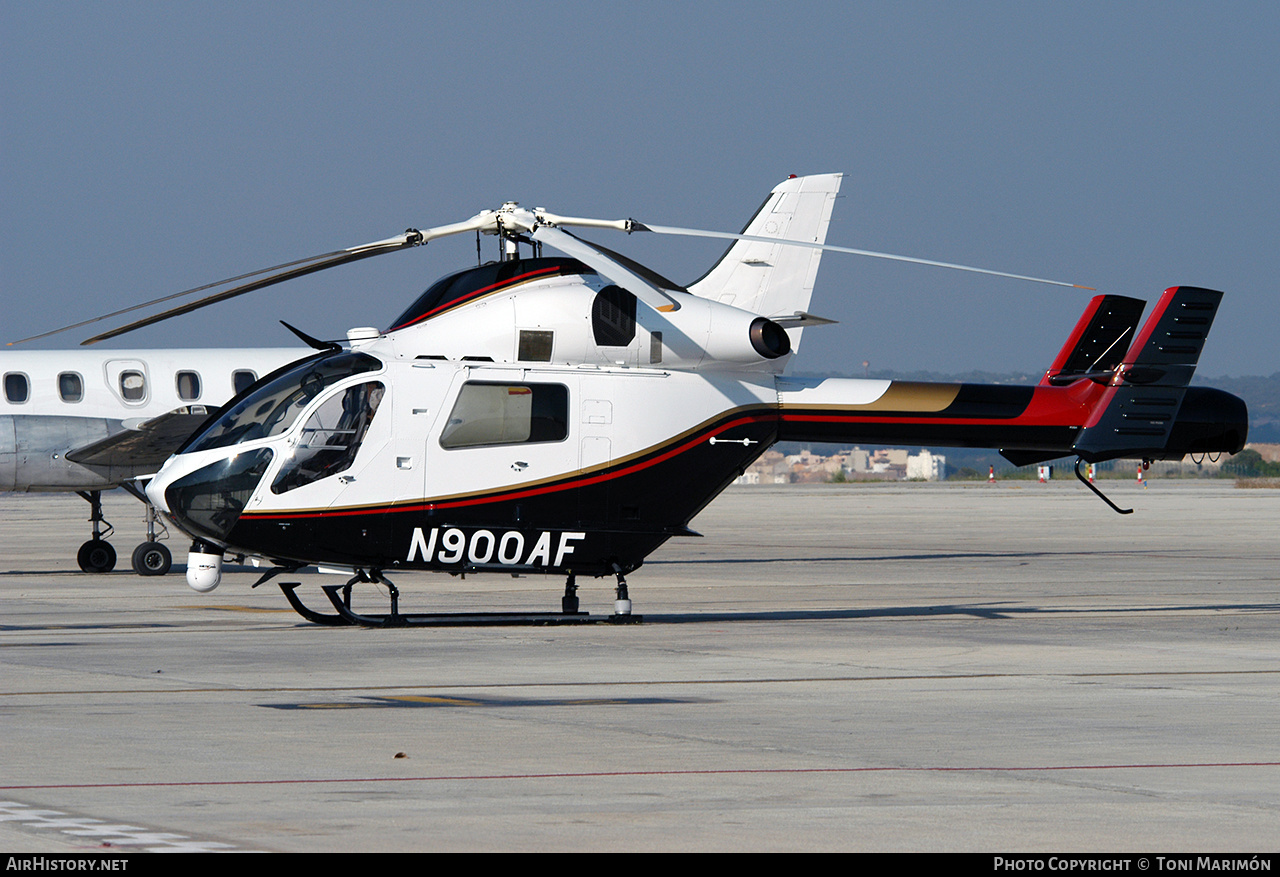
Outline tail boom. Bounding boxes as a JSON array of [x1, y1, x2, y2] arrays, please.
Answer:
[[774, 286, 1247, 465]]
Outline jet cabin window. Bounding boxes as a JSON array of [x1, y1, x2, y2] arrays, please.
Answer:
[[233, 370, 257, 394], [439, 383, 568, 450], [119, 370, 147, 402], [176, 371, 201, 401], [271, 381, 385, 494], [59, 372, 83, 403], [4, 373, 30, 404]]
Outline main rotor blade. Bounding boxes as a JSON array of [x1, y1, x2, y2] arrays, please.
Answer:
[[79, 235, 420, 345], [536, 210, 1093, 291], [530, 225, 681, 312], [8, 246, 366, 346], [17, 211, 501, 347], [636, 224, 1095, 291]]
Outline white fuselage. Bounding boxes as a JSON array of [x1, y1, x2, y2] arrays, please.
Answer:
[[1, 348, 305, 490]]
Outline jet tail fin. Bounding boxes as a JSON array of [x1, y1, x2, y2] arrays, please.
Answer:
[[686, 173, 842, 352]]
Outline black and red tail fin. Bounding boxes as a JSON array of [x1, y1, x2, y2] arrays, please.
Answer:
[[1041, 294, 1146, 386], [1116, 285, 1222, 388], [1072, 286, 1243, 462]]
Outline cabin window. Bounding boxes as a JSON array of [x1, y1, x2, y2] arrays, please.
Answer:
[[59, 372, 84, 403], [440, 382, 569, 450], [119, 369, 147, 402], [271, 381, 385, 494], [233, 370, 257, 394], [518, 330, 554, 362], [176, 371, 202, 401], [4, 373, 30, 404], [592, 285, 637, 347]]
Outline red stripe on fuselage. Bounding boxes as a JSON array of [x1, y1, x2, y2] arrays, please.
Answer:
[[389, 265, 564, 331], [781, 384, 1103, 429], [243, 410, 777, 522], [242, 382, 1110, 524]]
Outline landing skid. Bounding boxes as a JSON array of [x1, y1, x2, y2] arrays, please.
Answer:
[[277, 571, 642, 628]]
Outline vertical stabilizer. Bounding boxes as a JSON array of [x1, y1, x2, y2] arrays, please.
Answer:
[[687, 173, 842, 351], [1072, 286, 1229, 461], [1040, 294, 1146, 386]]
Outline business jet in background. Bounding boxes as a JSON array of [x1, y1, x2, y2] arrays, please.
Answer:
[[1, 347, 302, 574]]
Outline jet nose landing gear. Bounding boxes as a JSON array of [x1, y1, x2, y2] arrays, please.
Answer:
[[131, 541, 172, 576], [130, 501, 171, 576], [77, 538, 116, 573]]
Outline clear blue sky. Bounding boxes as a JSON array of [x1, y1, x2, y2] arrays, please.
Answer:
[[4, 2, 1277, 377]]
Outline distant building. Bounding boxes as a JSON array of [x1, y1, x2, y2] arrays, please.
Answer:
[[844, 447, 870, 473], [871, 448, 909, 469], [732, 445, 946, 484], [733, 449, 790, 485], [906, 449, 946, 481], [786, 449, 845, 483]]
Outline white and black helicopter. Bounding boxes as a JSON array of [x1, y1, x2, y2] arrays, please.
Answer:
[[52, 173, 1247, 626]]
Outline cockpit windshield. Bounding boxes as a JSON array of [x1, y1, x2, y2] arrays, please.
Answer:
[[185, 351, 382, 453]]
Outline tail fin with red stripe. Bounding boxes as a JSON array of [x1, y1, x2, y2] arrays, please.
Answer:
[[1072, 286, 1245, 461], [1041, 294, 1147, 386]]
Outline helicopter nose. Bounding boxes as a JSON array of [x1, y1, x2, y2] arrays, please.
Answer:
[[145, 463, 174, 513], [149, 448, 275, 545]]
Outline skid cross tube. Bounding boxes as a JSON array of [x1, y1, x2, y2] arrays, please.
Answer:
[[275, 570, 621, 628]]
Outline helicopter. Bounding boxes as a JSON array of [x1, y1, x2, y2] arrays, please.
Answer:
[[60, 173, 1245, 626]]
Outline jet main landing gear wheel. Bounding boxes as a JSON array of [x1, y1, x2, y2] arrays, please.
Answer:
[[75, 490, 117, 573], [77, 539, 117, 573]]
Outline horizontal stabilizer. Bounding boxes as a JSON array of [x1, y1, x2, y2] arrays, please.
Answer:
[[999, 449, 1066, 468], [768, 311, 839, 328]]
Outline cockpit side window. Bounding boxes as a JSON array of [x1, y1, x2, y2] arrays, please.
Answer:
[[439, 382, 568, 450], [187, 352, 382, 453], [271, 381, 385, 494]]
